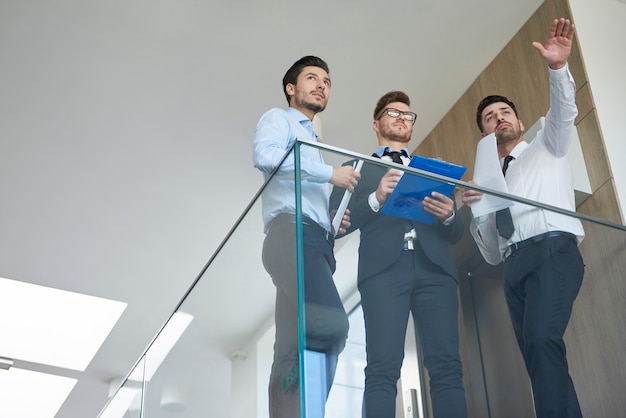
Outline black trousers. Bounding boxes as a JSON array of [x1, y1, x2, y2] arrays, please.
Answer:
[[503, 234, 584, 418], [359, 247, 467, 418], [262, 215, 349, 418]]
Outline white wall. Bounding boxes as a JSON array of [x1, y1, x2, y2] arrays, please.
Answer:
[[569, 0, 626, 221]]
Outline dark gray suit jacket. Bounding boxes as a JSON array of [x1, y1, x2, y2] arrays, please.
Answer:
[[329, 158, 462, 283]]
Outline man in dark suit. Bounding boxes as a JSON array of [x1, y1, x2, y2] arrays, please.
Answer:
[[330, 91, 467, 418]]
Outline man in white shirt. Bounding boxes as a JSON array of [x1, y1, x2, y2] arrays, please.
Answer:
[[462, 18, 584, 418]]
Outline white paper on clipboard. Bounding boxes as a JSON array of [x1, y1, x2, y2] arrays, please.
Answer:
[[470, 133, 513, 217], [331, 160, 364, 235]]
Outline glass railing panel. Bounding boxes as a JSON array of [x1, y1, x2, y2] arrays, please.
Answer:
[[315, 140, 626, 418], [99, 140, 626, 418], [99, 357, 145, 418], [455, 215, 626, 418], [135, 174, 276, 418], [98, 145, 274, 417], [99, 141, 329, 418]]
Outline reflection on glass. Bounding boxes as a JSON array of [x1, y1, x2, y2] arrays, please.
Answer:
[[100, 358, 144, 418]]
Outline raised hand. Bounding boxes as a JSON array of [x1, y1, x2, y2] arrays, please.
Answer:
[[532, 18, 576, 70]]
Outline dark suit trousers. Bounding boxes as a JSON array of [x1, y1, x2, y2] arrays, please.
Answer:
[[503, 235, 584, 418], [359, 246, 467, 418], [262, 218, 349, 418]]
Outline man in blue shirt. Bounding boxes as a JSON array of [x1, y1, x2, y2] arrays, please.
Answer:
[[253, 55, 360, 418]]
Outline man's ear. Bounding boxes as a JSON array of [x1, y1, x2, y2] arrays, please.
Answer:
[[519, 119, 525, 134], [285, 83, 295, 97], [372, 120, 380, 134]]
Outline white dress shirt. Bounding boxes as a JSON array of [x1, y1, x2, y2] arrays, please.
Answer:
[[470, 64, 585, 265]]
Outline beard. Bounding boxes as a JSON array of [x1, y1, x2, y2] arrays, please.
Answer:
[[295, 92, 325, 113], [379, 123, 411, 143], [495, 124, 522, 145]]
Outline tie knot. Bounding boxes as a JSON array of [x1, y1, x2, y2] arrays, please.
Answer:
[[382, 149, 408, 164]]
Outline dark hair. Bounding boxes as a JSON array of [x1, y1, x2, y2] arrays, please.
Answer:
[[476, 95, 519, 133], [282, 56, 330, 105], [373, 91, 411, 120]]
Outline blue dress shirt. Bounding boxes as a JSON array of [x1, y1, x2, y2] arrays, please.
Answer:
[[253, 107, 333, 232]]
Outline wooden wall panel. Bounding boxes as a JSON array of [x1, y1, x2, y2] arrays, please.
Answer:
[[577, 109, 613, 194], [575, 81, 594, 123], [578, 179, 622, 225], [567, 180, 626, 417]]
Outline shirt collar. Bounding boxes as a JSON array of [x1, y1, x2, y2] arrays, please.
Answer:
[[375, 146, 410, 157], [287, 107, 318, 139], [507, 140, 528, 160]]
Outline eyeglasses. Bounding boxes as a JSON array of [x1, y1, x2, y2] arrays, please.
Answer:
[[377, 108, 417, 124]]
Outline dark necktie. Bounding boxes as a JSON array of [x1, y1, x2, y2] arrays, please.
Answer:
[[496, 155, 515, 239], [382, 149, 408, 164], [502, 155, 514, 175]]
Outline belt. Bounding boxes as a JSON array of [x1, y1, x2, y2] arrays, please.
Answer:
[[505, 231, 577, 259], [268, 213, 334, 243]]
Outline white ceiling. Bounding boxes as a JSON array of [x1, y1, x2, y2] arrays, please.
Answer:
[[0, 0, 545, 416]]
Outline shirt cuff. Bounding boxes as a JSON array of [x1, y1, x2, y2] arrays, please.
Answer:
[[441, 210, 455, 225], [549, 62, 575, 83], [368, 192, 381, 212]]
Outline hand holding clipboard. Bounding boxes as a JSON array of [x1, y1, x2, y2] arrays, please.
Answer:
[[381, 156, 466, 224]]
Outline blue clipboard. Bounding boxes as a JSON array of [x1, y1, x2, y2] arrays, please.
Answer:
[[381, 155, 467, 224]]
